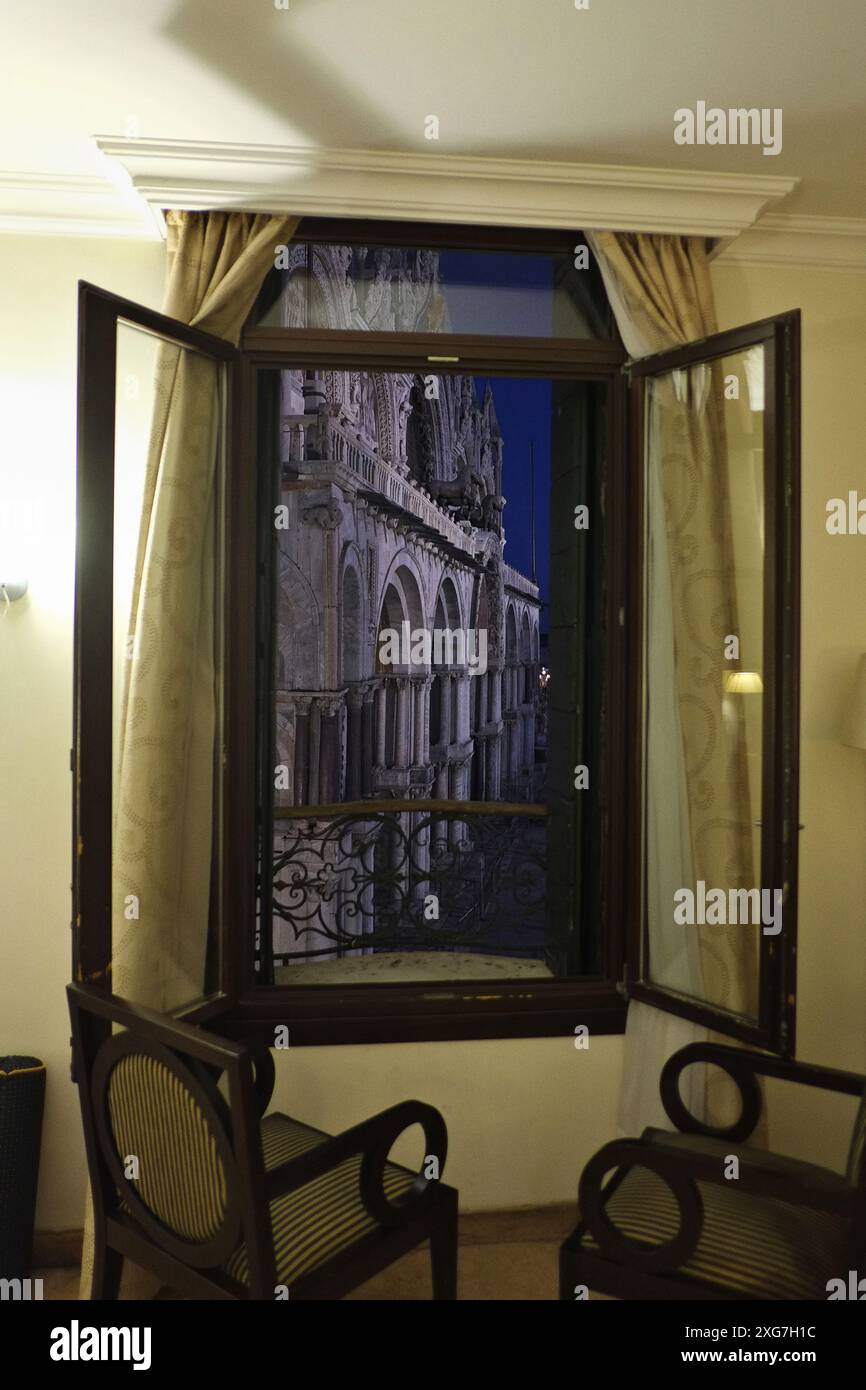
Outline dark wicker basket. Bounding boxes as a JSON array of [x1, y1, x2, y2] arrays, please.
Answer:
[[0, 1057, 46, 1279]]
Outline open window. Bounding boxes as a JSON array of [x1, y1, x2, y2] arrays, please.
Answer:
[[73, 283, 237, 1012], [627, 312, 801, 1055], [73, 232, 800, 1054]]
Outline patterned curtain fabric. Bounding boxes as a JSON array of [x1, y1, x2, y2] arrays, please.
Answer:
[[81, 209, 298, 1300], [588, 231, 762, 1136]]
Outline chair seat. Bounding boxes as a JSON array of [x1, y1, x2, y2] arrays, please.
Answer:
[[223, 1113, 416, 1289], [579, 1161, 849, 1299]]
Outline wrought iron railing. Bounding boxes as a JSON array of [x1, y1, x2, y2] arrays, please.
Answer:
[[264, 799, 548, 967]]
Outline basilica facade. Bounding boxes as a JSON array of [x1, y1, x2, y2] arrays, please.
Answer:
[[271, 244, 543, 819]]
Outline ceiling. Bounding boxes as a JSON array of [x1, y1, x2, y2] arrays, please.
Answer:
[[3, 0, 865, 233]]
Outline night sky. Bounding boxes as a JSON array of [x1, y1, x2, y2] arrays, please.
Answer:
[[435, 250, 557, 636], [476, 376, 551, 635]]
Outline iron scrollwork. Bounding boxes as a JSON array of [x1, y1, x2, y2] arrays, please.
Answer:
[[269, 802, 547, 963]]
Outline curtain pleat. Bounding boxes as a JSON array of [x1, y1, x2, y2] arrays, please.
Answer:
[[80, 210, 298, 1300], [589, 232, 764, 1139]]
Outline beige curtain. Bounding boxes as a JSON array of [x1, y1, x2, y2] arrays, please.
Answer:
[[80, 210, 299, 1299], [588, 232, 761, 1134]]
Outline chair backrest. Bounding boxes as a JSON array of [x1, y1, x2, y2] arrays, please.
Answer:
[[68, 983, 265, 1273]]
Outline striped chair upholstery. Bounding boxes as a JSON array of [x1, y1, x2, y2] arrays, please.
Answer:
[[223, 1113, 416, 1287], [107, 1052, 228, 1243], [580, 1163, 848, 1300]]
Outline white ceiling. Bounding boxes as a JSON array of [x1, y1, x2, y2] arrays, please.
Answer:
[[3, 0, 865, 229]]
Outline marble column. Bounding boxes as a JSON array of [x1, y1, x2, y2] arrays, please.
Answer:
[[346, 685, 364, 800], [477, 671, 488, 730], [490, 668, 502, 722], [491, 731, 502, 799], [375, 681, 387, 768], [456, 673, 471, 745], [293, 696, 311, 806], [412, 677, 426, 765], [361, 686, 375, 796], [439, 673, 452, 749], [485, 737, 495, 801], [318, 693, 344, 804], [395, 677, 411, 768]]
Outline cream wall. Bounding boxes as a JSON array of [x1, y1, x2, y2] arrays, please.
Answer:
[[3, 230, 865, 1232], [712, 255, 866, 1169], [0, 235, 166, 1230], [0, 232, 623, 1230]]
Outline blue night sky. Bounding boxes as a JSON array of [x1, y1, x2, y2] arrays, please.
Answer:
[[435, 250, 555, 634], [475, 375, 551, 634]]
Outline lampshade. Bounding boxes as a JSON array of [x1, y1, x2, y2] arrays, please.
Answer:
[[724, 671, 763, 694], [842, 654, 866, 751]]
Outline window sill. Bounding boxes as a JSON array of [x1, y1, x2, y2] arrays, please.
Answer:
[[225, 978, 628, 1046]]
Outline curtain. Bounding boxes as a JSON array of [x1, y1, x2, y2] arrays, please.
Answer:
[[80, 210, 299, 1300], [588, 232, 762, 1136]]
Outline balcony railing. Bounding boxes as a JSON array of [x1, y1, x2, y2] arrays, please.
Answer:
[[264, 799, 548, 967]]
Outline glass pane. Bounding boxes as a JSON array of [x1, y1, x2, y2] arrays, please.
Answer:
[[112, 322, 227, 1011], [643, 346, 765, 1020], [257, 242, 610, 338], [256, 366, 606, 984]]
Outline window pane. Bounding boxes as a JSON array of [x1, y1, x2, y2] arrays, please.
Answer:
[[112, 321, 227, 1011], [257, 242, 611, 339], [256, 367, 606, 984], [643, 347, 765, 1020]]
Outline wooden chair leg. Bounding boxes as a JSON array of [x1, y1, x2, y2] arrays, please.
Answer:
[[430, 1201, 458, 1300], [559, 1240, 577, 1300], [90, 1242, 124, 1300]]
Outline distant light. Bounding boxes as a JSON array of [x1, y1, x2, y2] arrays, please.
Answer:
[[724, 671, 763, 694]]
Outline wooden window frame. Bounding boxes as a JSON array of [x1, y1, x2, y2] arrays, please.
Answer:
[[217, 220, 632, 1044], [626, 312, 801, 1056], [73, 229, 800, 1055]]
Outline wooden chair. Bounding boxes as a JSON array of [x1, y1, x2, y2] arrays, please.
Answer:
[[560, 1041, 866, 1300], [68, 983, 458, 1300]]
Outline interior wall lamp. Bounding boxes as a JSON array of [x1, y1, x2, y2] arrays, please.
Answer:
[[1, 578, 28, 611]]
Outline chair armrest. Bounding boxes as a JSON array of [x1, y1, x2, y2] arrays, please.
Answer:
[[660, 1041, 866, 1143], [265, 1100, 448, 1229], [249, 1048, 275, 1116], [578, 1135, 854, 1274], [643, 1128, 854, 1215]]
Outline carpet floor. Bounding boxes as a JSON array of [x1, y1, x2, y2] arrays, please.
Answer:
[[36, 1206, 589, 1301]]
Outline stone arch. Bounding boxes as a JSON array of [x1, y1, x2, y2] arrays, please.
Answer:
[[339, 547, 365, 684], [505, 604, 518, 664], [376, 554, 426, 675], [279, 244, 355, 332], [520, 610, 533, 702], [433, 572, 464, 638], [520, 609, 532, 661], [277, 555, 321, 688], [378, 552, 427, 633]]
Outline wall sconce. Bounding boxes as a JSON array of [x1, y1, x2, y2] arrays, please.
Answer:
[[1, 578, 28, 611], [724, 671, 764, 694], [841, 654, 866, 752]]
